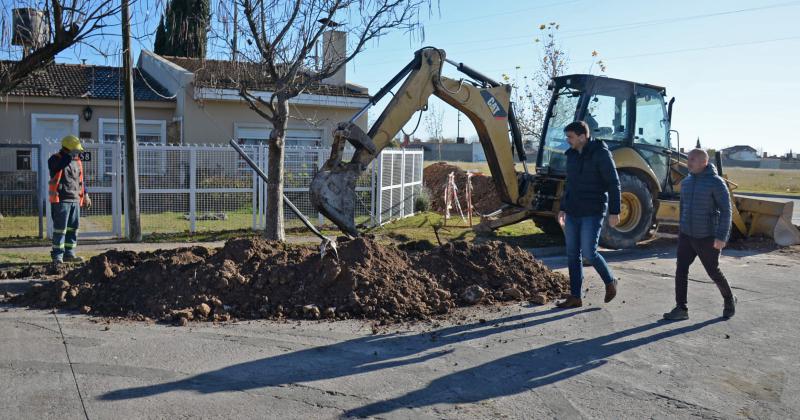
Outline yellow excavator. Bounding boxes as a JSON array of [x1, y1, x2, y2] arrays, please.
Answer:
[[311, 47, 800, 248]]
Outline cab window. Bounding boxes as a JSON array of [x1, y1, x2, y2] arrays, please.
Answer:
[[634, 87, 669, 147], [586, 94, 628, 142]]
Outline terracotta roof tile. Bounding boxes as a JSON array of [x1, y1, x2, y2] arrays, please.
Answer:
[[1, 61, 174, 102]]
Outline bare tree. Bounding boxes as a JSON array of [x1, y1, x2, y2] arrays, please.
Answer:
[[226, 0, 429, 241], [423, 103, 444, 142], [503, 22, 570, 142], [0, 1, 128, 95]]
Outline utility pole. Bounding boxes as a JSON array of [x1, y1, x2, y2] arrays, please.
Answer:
[[457, 112, 461, 139], [231, 1, 238, 61], [122, 0, 141, 241]]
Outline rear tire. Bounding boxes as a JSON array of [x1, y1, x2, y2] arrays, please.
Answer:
[[600, 173, 655, 249]]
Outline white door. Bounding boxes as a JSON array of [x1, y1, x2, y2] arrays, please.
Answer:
[[31, 114, 79, 173]]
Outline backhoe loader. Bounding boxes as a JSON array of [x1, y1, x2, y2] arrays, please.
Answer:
[[311, 47, 800, 248]]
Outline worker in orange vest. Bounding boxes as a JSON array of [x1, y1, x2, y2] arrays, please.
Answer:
[[48, 135, 92, 264]]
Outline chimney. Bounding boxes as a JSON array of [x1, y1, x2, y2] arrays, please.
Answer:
[[322, 30, 346, 86], [764, 151, 768, 158]]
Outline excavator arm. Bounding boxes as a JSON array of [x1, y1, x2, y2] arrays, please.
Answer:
[[311, 47, 528, 236]]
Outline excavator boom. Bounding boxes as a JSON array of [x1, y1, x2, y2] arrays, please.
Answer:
[[311, 48, 526, 235]]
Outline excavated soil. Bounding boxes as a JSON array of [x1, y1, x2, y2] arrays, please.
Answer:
[[8, 237, 568, 324], [424, 162, 503, 215]]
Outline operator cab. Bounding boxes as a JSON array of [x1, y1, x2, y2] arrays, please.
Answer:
[[537, 74, 672, 190]]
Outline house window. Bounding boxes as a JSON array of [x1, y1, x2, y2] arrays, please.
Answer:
[[99, 119, 167, 176], [16, 150, 31, 170], [234, 124, 323, 147]]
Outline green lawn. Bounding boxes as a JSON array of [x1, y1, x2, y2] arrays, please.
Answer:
[[365, 212, 562, 249], [427, 161, 800, 197]]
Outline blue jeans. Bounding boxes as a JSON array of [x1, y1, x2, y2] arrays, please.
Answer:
[[564, 214, 615, 298], [51, 202, 80, 261]]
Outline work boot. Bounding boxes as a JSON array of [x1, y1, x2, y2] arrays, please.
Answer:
[[723, 295, 737, 319], [556, 296, 583, 308], [63, 255, 84, 263], [604, 279, 618, 303], [663, 306, 689, 321]]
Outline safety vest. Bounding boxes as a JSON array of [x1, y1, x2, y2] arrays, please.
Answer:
[[48, 154, 85, 206]]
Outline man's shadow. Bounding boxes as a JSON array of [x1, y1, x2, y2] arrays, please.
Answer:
[[345, 317, 723, 418], [100, 307, 597, 401]]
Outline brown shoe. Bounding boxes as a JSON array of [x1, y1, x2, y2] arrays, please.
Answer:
[[604, 280, 618, 303], [556, 296, 583, 308]]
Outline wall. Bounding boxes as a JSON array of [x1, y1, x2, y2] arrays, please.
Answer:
[[180, 93, 367, 145], [423, 143, 486, 162], [0, 97, 175, 142], [0, 97, 175, 169]]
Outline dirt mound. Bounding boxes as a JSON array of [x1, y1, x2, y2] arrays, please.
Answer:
[[423, 162, 503, 215], [0, 264, 68, 280], [9, 237, 568, 324]]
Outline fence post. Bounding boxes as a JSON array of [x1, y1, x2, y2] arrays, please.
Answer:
[[400, 149, 406, 218], [376, 151, 383, 225], [251, 145, 258, 231], [42, 142, 53, 239], [369, 156, 376, 227], [189, 148, 197, 232], [111, 142, 122, 237], [317, 148, 325, 226]]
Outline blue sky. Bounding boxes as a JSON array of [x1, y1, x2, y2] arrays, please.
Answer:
[[53, 0, 800, 155]]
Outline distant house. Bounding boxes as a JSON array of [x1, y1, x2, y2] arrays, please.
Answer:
[[721, 145, 760, 161]]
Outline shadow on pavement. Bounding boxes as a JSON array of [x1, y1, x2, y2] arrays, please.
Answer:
[[345, 317, 723, 418], [100, 307, 598, 402]]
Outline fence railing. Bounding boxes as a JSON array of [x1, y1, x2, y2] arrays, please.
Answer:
[[0, 141, 423, 239]]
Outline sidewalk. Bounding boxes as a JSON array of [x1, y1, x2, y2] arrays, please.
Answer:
[[1, 243, 798, 418]]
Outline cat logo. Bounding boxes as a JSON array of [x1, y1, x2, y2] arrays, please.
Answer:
[[480, 90, 508, 120]]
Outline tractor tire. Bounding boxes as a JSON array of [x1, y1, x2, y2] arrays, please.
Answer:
[[532, 216, 563, 236], [600, 173, 655, 249]]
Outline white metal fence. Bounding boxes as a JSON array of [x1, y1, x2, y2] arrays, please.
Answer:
[[8, 141, 422, 239]]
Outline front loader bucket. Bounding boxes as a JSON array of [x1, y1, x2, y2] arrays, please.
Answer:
[[733, 195, 800, 246], [311, 163, 361, 237]]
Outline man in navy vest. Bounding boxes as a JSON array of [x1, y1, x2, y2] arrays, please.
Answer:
[[663, 148, 735, 320]]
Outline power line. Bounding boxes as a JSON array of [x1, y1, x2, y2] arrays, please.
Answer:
[[354, 0, 800, 68], [350, 34, 800, 85]]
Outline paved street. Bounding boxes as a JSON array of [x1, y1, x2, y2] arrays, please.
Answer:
[[1, 241, 798, 419]]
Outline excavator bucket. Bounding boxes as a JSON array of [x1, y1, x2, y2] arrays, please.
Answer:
[[733, 195, 800, 246], [310, 123, 374, 237], [311, 163, 361, 237]]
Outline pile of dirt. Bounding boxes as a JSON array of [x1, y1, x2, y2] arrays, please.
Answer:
[[0, 264, 68, 280], [9, 237, 568, 324], [423, 162, 503, 215]]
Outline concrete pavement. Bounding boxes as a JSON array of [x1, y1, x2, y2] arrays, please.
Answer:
[[1, 241, 798, 419]]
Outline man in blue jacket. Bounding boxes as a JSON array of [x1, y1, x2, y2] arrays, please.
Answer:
[[556, 121, 621, 308], [664, 148, 736, 320]]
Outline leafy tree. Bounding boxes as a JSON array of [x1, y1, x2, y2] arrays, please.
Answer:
[[154, 0, 211, 58]]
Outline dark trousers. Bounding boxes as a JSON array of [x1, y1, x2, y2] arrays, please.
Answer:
[[675, 233, 733, 309], [51, 202, 80, 261]]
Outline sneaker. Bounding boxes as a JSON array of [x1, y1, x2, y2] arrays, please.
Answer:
[[556, 296, 583, 308], [723, 295, 737, 319], [63, 255, 84, 263], [604, 279, 618, 303], [663, 306, 689, 321]]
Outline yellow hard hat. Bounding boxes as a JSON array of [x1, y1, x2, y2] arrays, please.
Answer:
[[61, 135, 84, 152]]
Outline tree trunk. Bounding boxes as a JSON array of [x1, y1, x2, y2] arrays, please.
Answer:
[[265, 99, 288, 241]]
